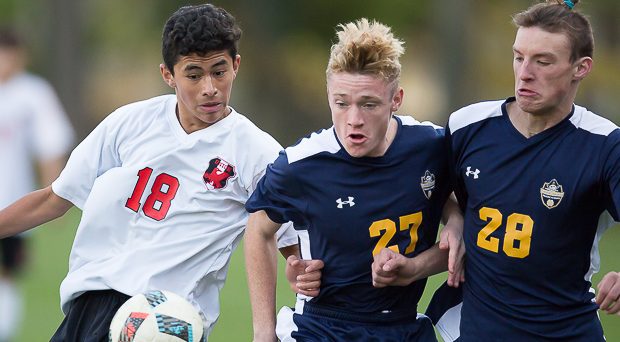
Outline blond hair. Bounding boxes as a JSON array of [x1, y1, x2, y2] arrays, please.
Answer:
[[326, 18, 404, 83]]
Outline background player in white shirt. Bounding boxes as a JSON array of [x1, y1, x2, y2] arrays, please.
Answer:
[[0, 27, 74, 342], [0, 4, 308, 341]]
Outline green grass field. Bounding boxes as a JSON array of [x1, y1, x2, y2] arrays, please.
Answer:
[[14, 208, 620, 341]]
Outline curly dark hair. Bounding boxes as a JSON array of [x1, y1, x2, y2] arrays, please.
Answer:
[[162, 4, 242, 74]]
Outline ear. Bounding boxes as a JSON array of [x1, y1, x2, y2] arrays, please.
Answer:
[[160, 63, 176, 89], [232, 54, 241, 79], [391, 87, 404, 112], [573, 57, 593, 81]]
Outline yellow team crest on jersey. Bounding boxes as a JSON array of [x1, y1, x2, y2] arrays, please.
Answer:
[[420, 170, 436, 199], [540, 179, 564, 209]]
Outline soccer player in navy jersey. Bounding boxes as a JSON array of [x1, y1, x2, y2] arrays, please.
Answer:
[[423, 0, 620, 341], [244, 18, 464, 341]]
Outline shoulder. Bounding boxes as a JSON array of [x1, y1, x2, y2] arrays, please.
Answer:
[[569, 105, 619, 137], [448, 99, 505, 134], [398, 115, 445, 136], [229, 109, 282, 150], [105, 94, 174, 126], [285, 127, 341, 164]]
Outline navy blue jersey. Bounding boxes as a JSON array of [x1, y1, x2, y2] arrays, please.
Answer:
[[446, 97, 620, 341], [247, 115, 451, 315]]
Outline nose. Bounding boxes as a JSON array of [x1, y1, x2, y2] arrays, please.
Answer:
[[202, 76, 218, 97], [517, 60, 534, 81], [347, 106, 364, 127]]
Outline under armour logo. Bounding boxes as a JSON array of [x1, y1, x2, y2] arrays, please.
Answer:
[[336, 197, 355, 208], [465, 166, 480, 179]]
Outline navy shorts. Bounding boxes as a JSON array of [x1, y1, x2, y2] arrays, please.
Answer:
[[1, 236, 26, 273], [50, 290, 130, 342], [277, 299, 437, 342]]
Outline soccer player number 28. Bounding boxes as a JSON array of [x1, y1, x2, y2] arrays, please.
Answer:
[[125, 167, 180, 221], [477, 207, 533, 259]]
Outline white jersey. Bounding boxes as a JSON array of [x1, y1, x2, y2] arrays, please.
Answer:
[[51, 94, 297, 337], [0, 72, 74, 208]]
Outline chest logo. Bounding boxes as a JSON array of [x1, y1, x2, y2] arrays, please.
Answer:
[[540, 179, 564, 209], [465, 166, 480, 179], [336, 197, 355, 208], [420, 170, 436, 199], [203, 157, 236, 190]]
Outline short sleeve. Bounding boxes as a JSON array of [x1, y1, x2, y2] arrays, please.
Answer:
[[29, 79, 75, 160], [246, 151, 307, 227], [603, 130, 620, 221], [52, 112, 122, 209]]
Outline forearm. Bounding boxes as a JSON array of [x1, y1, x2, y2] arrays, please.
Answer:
[[0, 186, 72, 238], [441, 193, 463, 227], [406, 243, 449, 283], [279, 243, 300, 260], [244, 211, 280, 341]]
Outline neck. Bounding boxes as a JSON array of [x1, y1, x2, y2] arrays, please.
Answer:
[[507, 102, 572, 138]]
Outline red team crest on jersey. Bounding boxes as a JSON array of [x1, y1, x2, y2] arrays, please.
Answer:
[[203, 157, 236, 190]]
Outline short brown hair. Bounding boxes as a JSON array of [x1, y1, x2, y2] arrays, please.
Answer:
[[512, 0, 593, 62]]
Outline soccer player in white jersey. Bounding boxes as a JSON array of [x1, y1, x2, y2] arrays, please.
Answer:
[[0, 27, 74, 342], [0, 4, 312, 341], [421, 1, 620, 341], [245, 19, 464, 342]]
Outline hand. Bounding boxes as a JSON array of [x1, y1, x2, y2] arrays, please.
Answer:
[[372, 248, 415, 288], [596, 271, 620, 315], [285, 255, 324, 297], [439, 221, 465, 288]]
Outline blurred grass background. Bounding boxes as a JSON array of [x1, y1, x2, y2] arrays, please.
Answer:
[[16, 208, 620, 341]]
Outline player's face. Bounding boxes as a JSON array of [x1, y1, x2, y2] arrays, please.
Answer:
[[0, 47, 24, 82], [160, 51, 240, 133], [327, 72, 403, 158], [512, 26, 591, 117]]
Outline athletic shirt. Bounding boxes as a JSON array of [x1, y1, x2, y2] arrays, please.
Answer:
[[447, 97, 620, 340], [247, 115, 451, 315], [0, 72, 74, 208], [52, 95, 297, 336]]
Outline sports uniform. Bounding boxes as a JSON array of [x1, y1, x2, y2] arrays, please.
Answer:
[[51, 94, 297, 339], [0, 72, 74, 264], [0, 72, 74, 341], [247, 115, 451, 341], [441, 97, 617, 341]]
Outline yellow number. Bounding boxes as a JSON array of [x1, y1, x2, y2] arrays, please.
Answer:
[[477, 207, 534, 259], [503, 213, 533, 258], [369, 213, 423, 256], [369, 219, 398, 256], [400, 212, 422, 254], [477, 207, 502, 253]]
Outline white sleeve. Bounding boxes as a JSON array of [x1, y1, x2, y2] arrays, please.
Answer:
[[30, 79, 75, 160], [51, 112, 122, 209]]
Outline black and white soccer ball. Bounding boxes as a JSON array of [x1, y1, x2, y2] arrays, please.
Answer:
[[109, 290, 204, 342]]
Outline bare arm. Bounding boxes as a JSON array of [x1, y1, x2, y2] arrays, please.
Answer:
[[439, 193, 465, 287], [372, 243, 448, 288], [0, 186, 73, 239], [244, 210, 282, 342]]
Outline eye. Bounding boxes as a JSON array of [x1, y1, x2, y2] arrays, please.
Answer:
[[363, 103, 378, 109], [213, 70, 226, 78], [537, 60, 551, 66], [187, 74, 201, 81], [514, 56, 524, 62], [334, 100, 348, 108]]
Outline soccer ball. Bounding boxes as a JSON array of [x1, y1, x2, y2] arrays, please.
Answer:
[[109, 290, 204, 342]]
